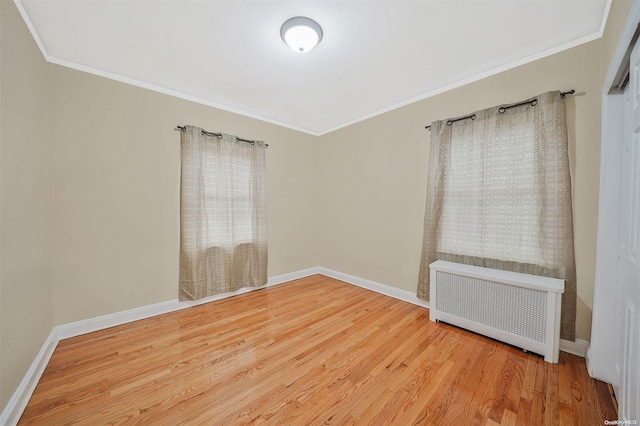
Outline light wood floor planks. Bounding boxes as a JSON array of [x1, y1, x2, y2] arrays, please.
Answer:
[[19, 275, 617, 425]]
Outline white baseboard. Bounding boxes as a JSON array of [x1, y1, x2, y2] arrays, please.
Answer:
[[0, 265, 588, 424], [0, 267, 318, 426], [57, 267, 319, 340], [560, 338, 589, 358], [318, 267, 589, 358], [0, 329, 59, 426], [317, 267, 430, 309]]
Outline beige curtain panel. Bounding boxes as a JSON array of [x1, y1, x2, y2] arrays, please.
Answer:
[[417, 91, 577, 341], [179, 125, 268, 300]]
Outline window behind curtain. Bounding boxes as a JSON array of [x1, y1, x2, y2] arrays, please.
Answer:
[[417, 91, 577, 341], [179, 125, 267, 300], [437, 113, 542, 265], [204, 153, 254, 246]]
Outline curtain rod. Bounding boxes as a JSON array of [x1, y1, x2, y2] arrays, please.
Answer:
[[175, 125, 268, 147], [424, 90, 575, 130]]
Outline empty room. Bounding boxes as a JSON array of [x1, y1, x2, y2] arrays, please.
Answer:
[[1, 0, 639, 424]]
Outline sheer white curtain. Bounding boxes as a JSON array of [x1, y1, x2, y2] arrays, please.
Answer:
[[417, 91, 577, 340], [179, 125, 267, 300]]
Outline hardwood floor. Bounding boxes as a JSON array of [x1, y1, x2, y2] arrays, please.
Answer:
[[19, 275, 616, 425]]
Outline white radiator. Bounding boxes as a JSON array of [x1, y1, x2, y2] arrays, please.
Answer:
[[429, 260, 564, 363]]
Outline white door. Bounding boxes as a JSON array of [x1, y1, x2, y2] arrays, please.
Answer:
[[619, 35, 640, 423]]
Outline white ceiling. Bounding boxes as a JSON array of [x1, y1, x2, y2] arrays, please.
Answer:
[[16, 0, 609, 136]]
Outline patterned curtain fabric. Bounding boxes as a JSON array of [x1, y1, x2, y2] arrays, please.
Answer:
[[179, 125, 268, 300], [417, 91, 577, 341]]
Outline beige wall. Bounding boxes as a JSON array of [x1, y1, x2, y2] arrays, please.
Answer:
[[47, 65, 319, 325], [317, 40, 603, 342], [0, 1, 54, 408]]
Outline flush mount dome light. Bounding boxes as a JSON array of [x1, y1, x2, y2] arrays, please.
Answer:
[[280, 16, 323, 53]]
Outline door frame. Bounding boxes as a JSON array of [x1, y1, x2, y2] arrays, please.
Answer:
[[590, 0, 640, 385]]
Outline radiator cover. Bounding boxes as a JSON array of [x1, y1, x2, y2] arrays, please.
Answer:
[[429, 260, 564, 363]]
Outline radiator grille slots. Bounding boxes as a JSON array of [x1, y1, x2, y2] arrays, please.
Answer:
[[435, 271, 547, 343]]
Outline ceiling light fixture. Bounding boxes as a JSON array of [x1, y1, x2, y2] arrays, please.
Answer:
[[280, 17, 323, 53]]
